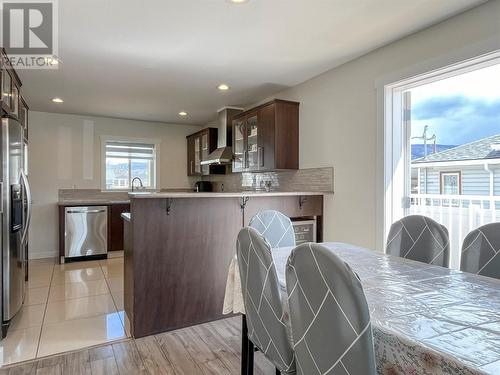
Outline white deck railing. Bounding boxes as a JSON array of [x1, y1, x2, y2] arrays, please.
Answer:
[[409, 193, 500, 269]]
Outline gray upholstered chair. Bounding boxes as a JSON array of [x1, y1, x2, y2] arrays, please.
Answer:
[[285, 243, 376, 375], [460, 223, 500, 279], [249, 210, 296, 249], [386, 215, 450, 267], [236, 227, 295, 375]]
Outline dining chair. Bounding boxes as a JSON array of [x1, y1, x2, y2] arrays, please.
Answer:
[[460, 223, 500, 279], [249, 210, 296, 249], [285, 243, 376, 375], [386, 215, 450, 267], [236, 227, 295, 375]]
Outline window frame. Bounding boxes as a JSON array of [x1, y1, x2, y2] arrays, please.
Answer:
[[440, 171, 462, 195], [377, 50, 500, 252], [100, 136, 161, 192]]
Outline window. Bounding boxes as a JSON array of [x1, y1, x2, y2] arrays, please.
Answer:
[[101, 137, 160, 190], [440, 172, 461, 195], [382, 51, 500, 269]]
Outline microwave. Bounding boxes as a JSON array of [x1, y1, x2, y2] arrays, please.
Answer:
[[292, 219, 317, 245]]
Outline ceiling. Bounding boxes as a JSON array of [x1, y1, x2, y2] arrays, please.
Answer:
[[18, 0, 486, 125]]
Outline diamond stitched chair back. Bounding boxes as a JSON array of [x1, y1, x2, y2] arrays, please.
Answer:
[[236, 227, 296, 374], [460, 223, 500, 279], [285, 243, 376, 375], [249, 210, 296, 249], [386, 215, 450, 267]]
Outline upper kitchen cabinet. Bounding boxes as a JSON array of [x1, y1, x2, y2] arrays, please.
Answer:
[[232, 99, 299, 173], [1, 49, 21, 119], [186, 128, 224, 176]]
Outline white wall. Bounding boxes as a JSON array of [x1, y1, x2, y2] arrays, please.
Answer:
[[263, 0, 500, 250], [28, 111, 200, 259]]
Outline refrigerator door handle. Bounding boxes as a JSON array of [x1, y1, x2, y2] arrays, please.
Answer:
[[20, 170, 32, 248]]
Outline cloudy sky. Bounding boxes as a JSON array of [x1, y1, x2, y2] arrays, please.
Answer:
[[410, 63, 500, 146]]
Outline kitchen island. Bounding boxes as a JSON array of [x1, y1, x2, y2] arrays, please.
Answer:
[[123, 191, 325, 338]]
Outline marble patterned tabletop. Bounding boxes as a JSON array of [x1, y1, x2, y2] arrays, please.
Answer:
[[224, 242, 500, 375]]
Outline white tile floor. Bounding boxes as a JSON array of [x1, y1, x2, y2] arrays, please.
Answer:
[[0, 251, 127, 366]]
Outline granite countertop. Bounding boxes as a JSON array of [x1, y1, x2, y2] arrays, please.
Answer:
[[58, 199, 131, 206], [128, 191, 330, 199]]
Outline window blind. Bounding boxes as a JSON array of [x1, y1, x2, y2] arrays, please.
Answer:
[[105, 141, 155, 160]]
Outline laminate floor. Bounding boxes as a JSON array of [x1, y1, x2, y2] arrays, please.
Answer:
[[1, 316, 275, 375]]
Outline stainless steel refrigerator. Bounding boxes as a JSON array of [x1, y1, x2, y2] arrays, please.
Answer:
[[1, 116, 31, 337]]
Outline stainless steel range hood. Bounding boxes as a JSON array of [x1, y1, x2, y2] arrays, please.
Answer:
[[201, 146, 233, 165], [201, 107, 243, 165]]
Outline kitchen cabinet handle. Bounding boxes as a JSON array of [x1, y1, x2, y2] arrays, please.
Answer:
[[258, 146, 264, 167], [67, 209, 107, 214]]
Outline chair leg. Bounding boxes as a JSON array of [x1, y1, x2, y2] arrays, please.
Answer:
[[247, 339, 255, 375], [241, 315, 248, 375]]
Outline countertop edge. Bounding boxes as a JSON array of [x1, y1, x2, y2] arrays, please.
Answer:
[[58, 200, 131, 206], [128, 191, 332, 199]]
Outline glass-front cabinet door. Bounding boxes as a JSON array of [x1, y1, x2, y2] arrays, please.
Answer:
[[233, 118, 245, 172], [201, 132, 209, 175], [194, 136, 201, 174], [11, 83, 19, 118], [245, 114, 258, 170], [2, 69, 12, 110]]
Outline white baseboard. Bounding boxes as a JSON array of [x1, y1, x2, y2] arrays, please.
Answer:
[[29, 250, 58, 260]]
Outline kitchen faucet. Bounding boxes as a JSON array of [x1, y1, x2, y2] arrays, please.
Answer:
[[131, 177, 144, 192]]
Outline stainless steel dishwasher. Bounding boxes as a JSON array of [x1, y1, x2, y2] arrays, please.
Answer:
[[65, 206, 108, 259]]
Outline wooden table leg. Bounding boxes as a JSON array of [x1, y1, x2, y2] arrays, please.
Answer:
[[242, 315, 248, 375]]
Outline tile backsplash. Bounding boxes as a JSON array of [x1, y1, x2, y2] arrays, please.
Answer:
[[204, 167, 334, 193], [58, 189, 130, 201], [59, 167, 334, 200]]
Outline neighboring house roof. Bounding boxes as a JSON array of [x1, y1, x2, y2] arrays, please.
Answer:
[[411, 144, 456, 160], [413, 134, 500, 164]]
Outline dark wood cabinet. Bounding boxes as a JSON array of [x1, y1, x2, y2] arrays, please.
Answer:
[[1, 49, 21, 118], [124, 193, 323, 337], [186, 135, 196, 176], [1, 67, 13, 113], [109, 204, 130, 251], [126, 197, 243, 337], [186, 127, 224, 176], [232, 99, 299, 173]]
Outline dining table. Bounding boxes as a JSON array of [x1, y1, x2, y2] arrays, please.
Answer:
[[223, 242, 500, 375]]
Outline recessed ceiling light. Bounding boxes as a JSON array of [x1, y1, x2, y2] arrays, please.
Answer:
[[47, 55, 61, 66], [52, 97, 64, 103], [217, 84, 230, 91], [178, 111, 188, 117], [228, 0, 249, 3]]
